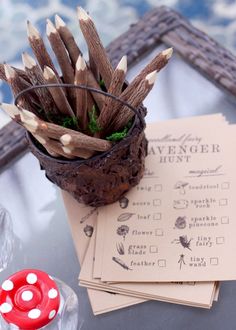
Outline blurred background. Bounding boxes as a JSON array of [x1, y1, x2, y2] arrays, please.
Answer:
[[0, 0, 235, 122]]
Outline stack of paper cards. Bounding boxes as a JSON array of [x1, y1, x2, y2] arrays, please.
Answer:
[[62, 114, 235, 315]]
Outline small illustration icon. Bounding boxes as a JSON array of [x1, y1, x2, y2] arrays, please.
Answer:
[[83, 225, 94, 237], [174, 216, 187, 229], [117, 212, 135, 222], [178, 254, 186, 270], [116, 242, 125, 255], [119, 196, 129, 209], [173, 200, 188, 209], [112, 257, 132, 270], [172, 235, 192, 250], [174, 181, 189, 195], [117, 225, 129, 240]]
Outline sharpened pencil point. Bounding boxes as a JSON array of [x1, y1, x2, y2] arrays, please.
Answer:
[[34, 134, 47, 145], [46, 18, 57, 36], [162, 47, 173, 60], [60, 134, 72, 145], [76, 55, 86, 71], [43, 66, 56, 80], [27, 21, 40, 39], [0, 103, 20, 118], [4, 64, 16, 80], [117, 55, 127, 73], [62, 146, 72, 154], [77, 7, 90, 21], [55, 14, 66, 29], [145, 70, 157, 85], [22, 52, 36, 69]]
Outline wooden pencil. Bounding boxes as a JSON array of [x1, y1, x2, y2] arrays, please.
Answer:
[[43, 66, 75, 117], [75, 55, 88, 130], [77, 7, 114, 88], [55, 14, 82, 67]]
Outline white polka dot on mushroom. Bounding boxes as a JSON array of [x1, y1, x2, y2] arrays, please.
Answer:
[[49, 309, 56, 319], [0, 302, 12, 313], [28, 308, 41, 319], [2, 280, 14, 291], [48, 288, 58, 299], [26, 273, 37, 284], [22, 290, 33, 301]]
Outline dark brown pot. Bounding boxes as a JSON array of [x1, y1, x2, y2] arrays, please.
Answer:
[[27, 111, 148, 207]]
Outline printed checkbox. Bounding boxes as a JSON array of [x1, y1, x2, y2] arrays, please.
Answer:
[[221, 216, 229, 224], [149, 245, 158, 253], [153, 199, 161, 206], [221, 182, 230, 190], [154, 184, 162, 192], [219, 199, 228, 206], [153, 213, 161, 220], [158, 259, 166, 267], [210, 257, 218, 266], [155, 228, 163, 236], [216, 237, 225, 244]]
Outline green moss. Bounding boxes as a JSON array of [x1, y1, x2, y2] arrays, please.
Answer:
[[88, 105, 101, 133], [61, 116, 78, 130], [106, 121, 132, 142], [99, 79, 106, 91]]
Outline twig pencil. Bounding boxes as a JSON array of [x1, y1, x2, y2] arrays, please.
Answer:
[[0, 103, 21, 122], [43, 66, 75, 117], [103, 48, 173, 129], [77, 7, 114, 88], [61, 145, 94, 159], [27, 21, 59, 78], [75, 55, 88, 130], [22, 52, 59, 117], [19, 108, 112, 152], [4, 64, 38, 114], [0, 64, 30, 82], [89, 50, 99, 81], [110, 70, 157, 132], [97, 55, 127, 133], [55, 14, 82, 67], [46, 19, 75, 86]]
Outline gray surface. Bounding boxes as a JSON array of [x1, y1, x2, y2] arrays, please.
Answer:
[[1, 49, 236, 330]]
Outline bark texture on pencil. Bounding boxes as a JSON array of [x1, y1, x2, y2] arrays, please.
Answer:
[[110, 70, 157, 132], [27, 21, 58, 77], [0, 64, 30, 83], [22, 52, 59, 117], [75, 55, 88, 130], [46, 19, 75, 86], [104, 48, 173, 131], [55, 14, 82, 67], [4, 64, 37, 114], [97, 55, 127, 133], [43, 66, 75, 117], [77, 7, 114, 88], [19, 108, 112, 152]]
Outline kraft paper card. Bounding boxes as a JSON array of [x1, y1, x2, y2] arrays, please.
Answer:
[[80, 228, 217, 308], [61, 190, 146, 315], [99, 119, 236, 282]]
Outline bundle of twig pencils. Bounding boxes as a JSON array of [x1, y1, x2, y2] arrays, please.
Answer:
[[0, 7, 172, 159]]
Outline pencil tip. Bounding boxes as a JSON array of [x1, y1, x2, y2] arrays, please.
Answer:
[[162, 47, 173, 60], [46, 18, 57, 35], [117, 55, 127, 73], [55, 14, 66, 29], [4, 64, 16, 80], [22, 52, 36, 69], [27, 21, 40, 39], [0, 103, 20, 118], [60, 134, 72, 145], [43, 66, 55, 79], [76, 55, 86, 71], [77, 7, 90, 21], [145, 70, 157, 85]]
